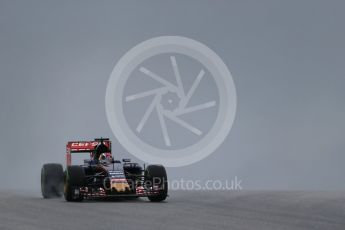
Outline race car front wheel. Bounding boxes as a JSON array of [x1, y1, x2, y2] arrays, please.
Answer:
[[64, 166, 85, 202], [144, 165, 168, 202], [41, 163, 64, 198]]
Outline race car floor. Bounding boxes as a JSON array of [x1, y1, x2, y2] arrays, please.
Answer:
[[0, 190, 344, 230]]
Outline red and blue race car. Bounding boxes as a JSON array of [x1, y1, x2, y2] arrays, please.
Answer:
[[41, 138, 168, 202]]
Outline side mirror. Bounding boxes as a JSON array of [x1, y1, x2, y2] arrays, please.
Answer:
[[111, 159, 121, 164]]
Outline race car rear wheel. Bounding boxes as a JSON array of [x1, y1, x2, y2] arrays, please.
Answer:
[[41, 163, 64, 198], [144, 165, 168, 202], [64, 166, 85, 202]]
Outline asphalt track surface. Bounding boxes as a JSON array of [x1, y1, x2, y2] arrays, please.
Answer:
[[0, 190, 344, 230]]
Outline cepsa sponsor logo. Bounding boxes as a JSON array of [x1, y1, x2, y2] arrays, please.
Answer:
[[70, 142, 100, 147]]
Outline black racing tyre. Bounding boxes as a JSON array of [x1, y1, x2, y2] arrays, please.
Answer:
[[41, 163, 64, 199], [64, 166, 85, 202], [144, 165, 168, 202]]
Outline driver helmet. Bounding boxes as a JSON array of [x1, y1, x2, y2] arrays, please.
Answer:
[[98, 152, 113, 161]]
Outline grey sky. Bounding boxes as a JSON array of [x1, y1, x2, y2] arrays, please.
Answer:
[[0, 0, 344, 190]]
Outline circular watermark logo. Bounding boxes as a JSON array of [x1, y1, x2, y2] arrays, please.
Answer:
[[105, 36, 236, 167]]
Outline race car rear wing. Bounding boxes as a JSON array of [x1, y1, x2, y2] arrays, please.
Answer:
[[66, 138, 111, 166]]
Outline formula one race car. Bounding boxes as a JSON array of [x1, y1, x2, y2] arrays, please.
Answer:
[[41, 138, 168, 202]]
